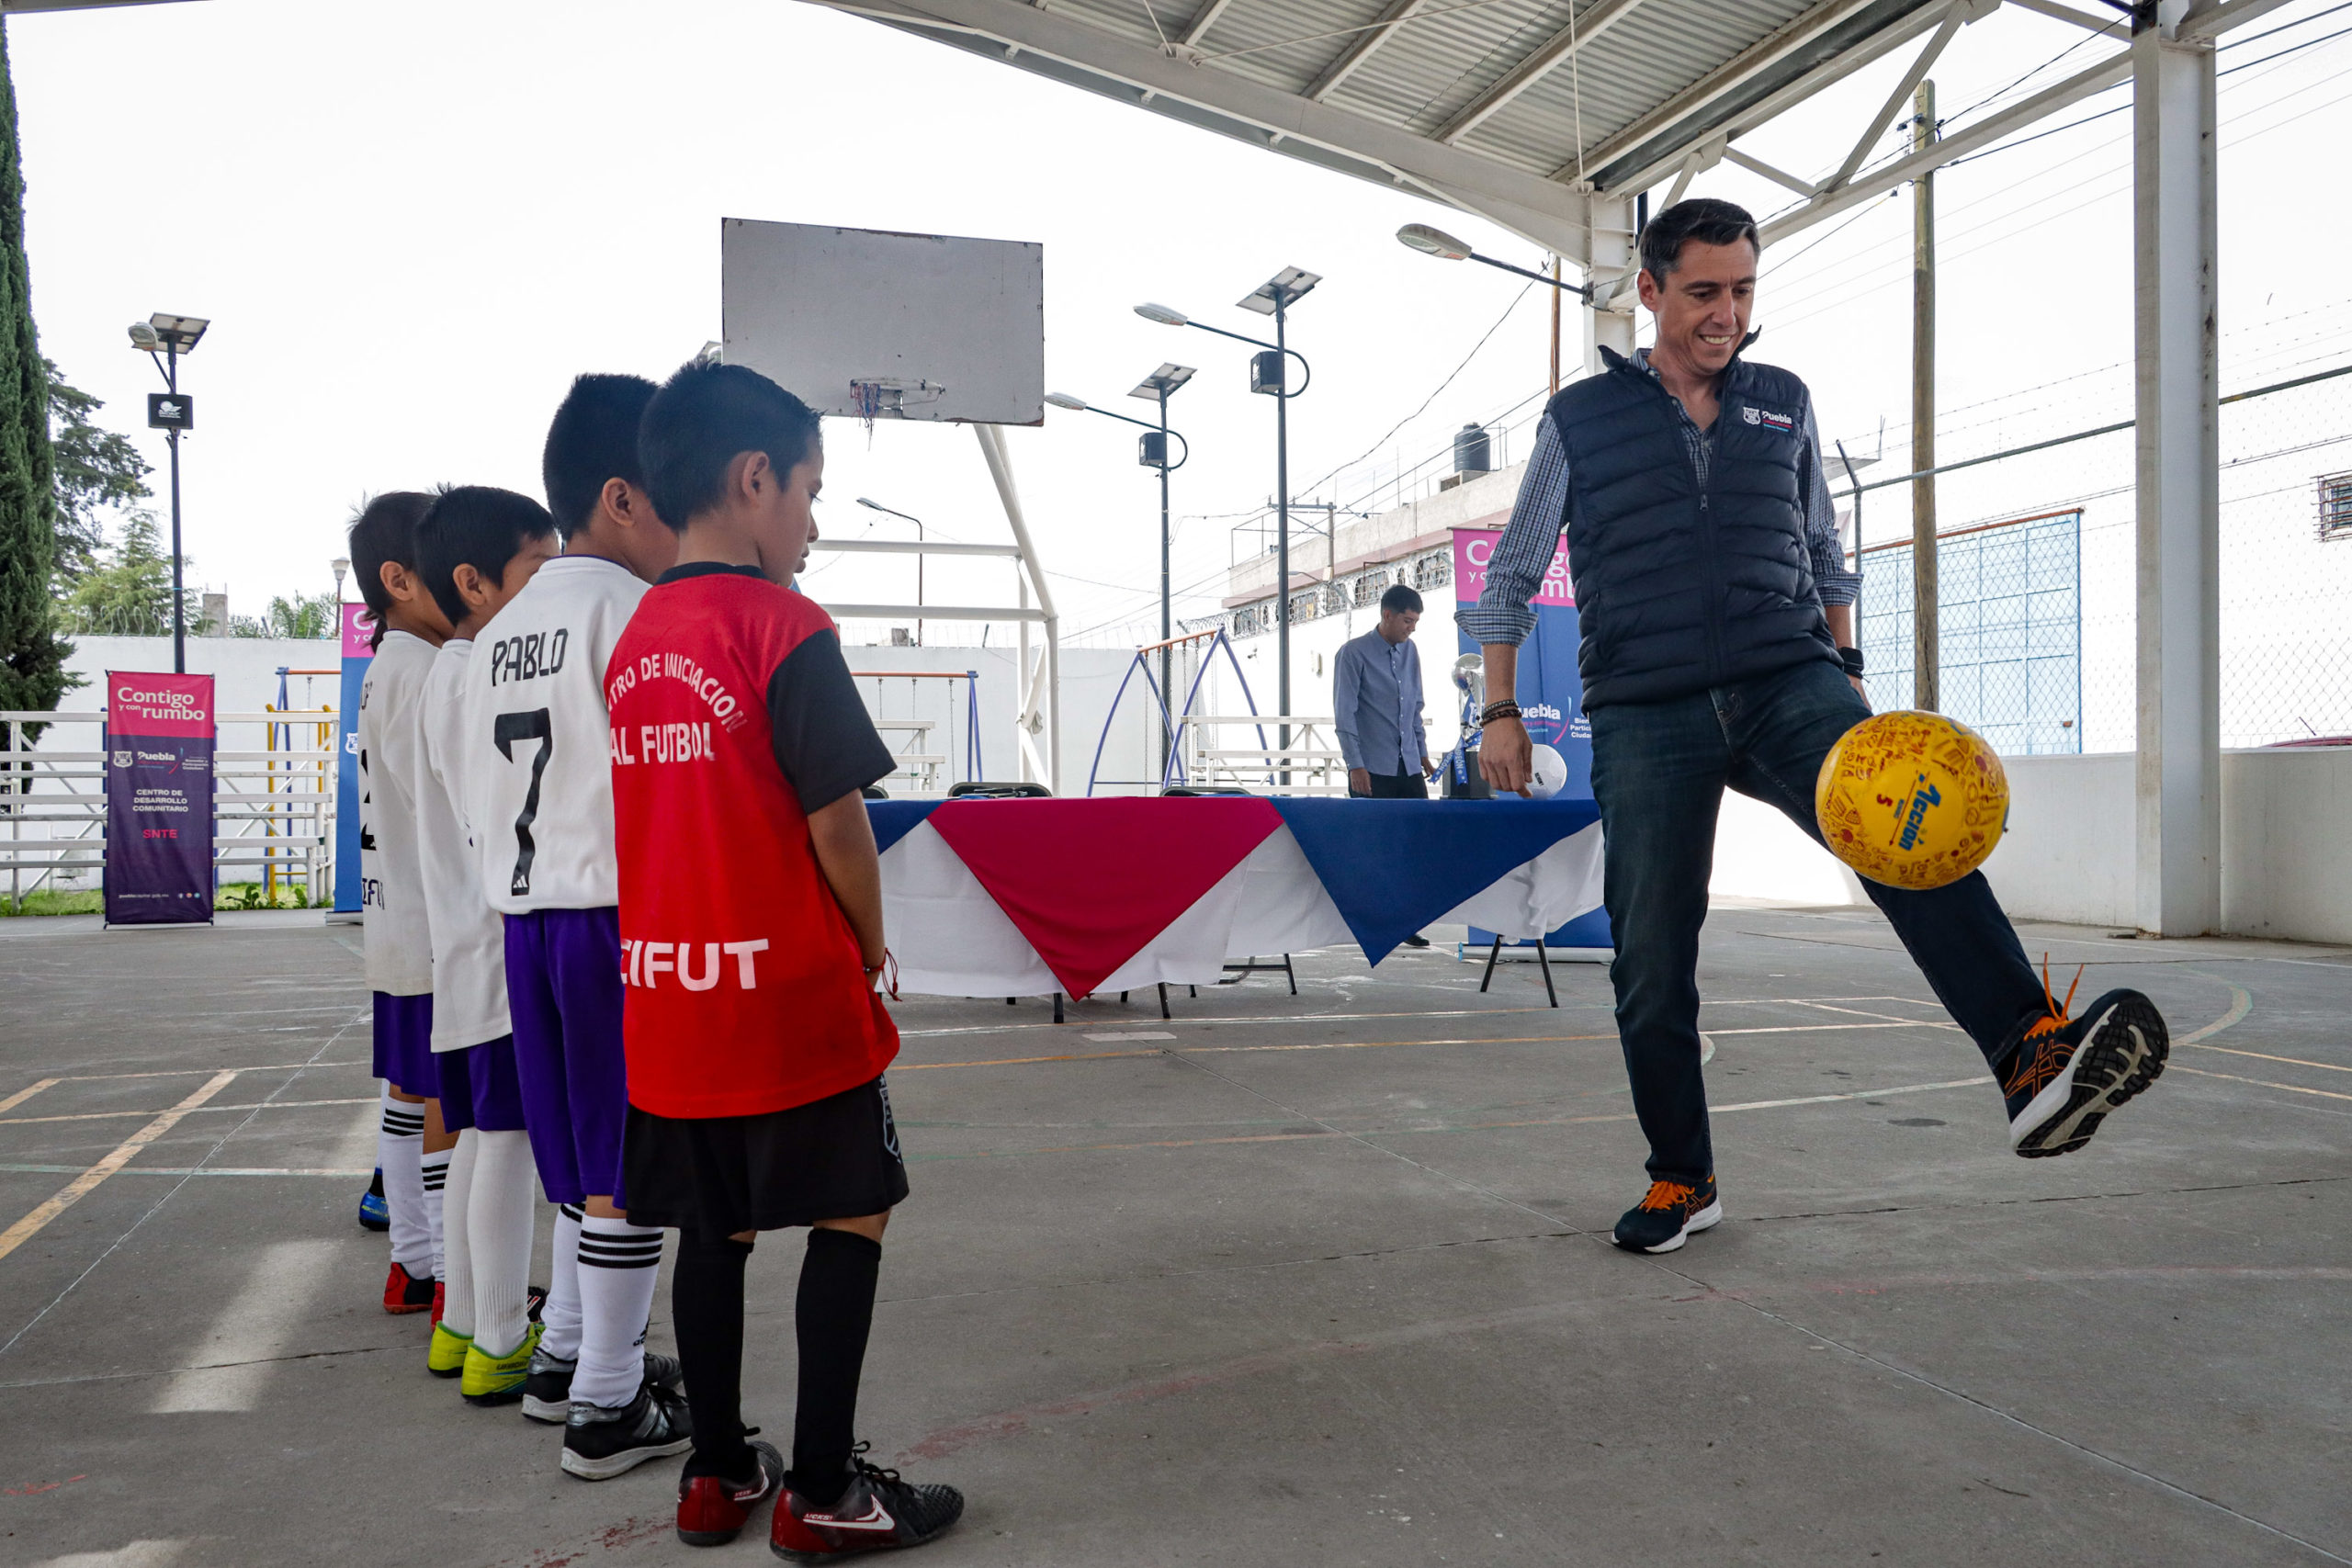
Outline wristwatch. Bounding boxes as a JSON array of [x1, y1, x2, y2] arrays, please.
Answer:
[[1839, 646, 1866, 678]]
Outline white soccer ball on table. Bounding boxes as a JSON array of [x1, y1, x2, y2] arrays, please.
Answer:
[[1527, 743, 1567, 800]]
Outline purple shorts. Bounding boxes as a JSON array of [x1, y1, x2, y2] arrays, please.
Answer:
[[435, 1035, 527, 1134], [371, 993, 436, 1095], [504, 907, 629, 1207]]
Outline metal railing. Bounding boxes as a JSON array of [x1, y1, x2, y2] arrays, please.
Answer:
[[1, 710, 336, 911]]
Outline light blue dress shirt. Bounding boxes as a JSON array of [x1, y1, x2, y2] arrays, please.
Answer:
[[1333, 628, 1426, 775]]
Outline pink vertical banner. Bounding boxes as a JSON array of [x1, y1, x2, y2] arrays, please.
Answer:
[[334, 604, 377, 912], [105, 671, 217, 925]]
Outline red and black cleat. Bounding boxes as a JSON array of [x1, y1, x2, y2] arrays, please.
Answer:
[[383, 1261, 435, 1314], [771, 1445, 963, 1561], [430, 1280, 446, 1327], [677, 1438, 784, 1548]]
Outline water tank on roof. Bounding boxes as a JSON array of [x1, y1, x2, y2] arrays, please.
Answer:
[[1453, 423, 1493, 475]]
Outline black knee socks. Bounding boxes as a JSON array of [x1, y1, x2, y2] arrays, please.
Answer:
[[788, 1227, 884, 1507], [673, 1229, 755, 1481]]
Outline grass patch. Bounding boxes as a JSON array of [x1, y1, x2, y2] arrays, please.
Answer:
[[0, 881, 319, 916], [0, 888, 102, 917]]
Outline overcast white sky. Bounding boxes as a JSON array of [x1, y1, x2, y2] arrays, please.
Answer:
[[15, 0, 2351, 648]]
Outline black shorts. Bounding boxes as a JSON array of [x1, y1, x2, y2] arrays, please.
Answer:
[[621, 1076, 909, 1235]]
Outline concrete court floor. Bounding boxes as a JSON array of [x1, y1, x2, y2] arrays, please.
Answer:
[[0, 904, 2346, 1568]]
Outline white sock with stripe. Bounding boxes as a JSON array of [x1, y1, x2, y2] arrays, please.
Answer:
[[540, 1203, 584, 1362], [467, 1129, 539, 1359], [439, 1130, 480, 1339], [379, 1091, 430, 1274], [421, 1144, 452, 1284], [571, 1216, 664, 1409]]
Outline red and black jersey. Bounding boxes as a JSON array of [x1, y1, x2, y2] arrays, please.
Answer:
[[608, 563, 899, 1119]]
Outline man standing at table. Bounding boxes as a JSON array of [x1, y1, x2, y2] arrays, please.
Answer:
[[1464, 197, 2170, 1255], [1336, 582, 1434, 944], [1336, 583, 1433, 801]]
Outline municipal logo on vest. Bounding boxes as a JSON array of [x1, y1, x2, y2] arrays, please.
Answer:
[[1742, 406, 1797, 434]]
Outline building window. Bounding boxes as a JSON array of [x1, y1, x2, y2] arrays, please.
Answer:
[[1413, 551, 1452, 591], [1353, 570, 1388, 608], [1232, 604, 1263, 638], [1289, 592, 1318, 623], [2321, 471, 2352, 541]]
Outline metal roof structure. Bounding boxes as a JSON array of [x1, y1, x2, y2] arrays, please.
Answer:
[[800, 0, 2267, 286]]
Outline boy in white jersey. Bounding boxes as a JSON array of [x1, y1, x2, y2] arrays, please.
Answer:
[[414, 486, 560, 1404], [350, 491, 452, 1319], [458, 374, 687, 1480]]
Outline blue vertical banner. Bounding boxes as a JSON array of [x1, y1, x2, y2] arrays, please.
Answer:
[[104, 671, 217, 927], [334, 604, 376, 914], [1453, 528, 1611, 950]]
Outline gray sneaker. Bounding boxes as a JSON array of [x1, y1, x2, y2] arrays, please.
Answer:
[[562, 1378, 694, 1481]]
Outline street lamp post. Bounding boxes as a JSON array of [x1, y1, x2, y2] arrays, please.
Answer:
[[1045, 366, 1194, 777], [1396, 223, 1595, 298], [854, 497, 924, 645], [129, 313, 209, 674], [1137, 269, 1317, 778]]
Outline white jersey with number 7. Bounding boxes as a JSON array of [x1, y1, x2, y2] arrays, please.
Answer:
[[458, 554, 649, 915]]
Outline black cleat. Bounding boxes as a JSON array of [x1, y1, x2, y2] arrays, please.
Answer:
[[771, 1443, 964, 1560]]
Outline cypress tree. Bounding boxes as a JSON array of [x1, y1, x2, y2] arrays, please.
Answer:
[[0, 17, 67, 739]]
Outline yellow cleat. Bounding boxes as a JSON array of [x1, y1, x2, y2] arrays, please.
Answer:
[[461, 1320, 543, 1406], [427, 1323, 472, 1379]]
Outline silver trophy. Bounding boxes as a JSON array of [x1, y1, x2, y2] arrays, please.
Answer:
[[1444, 654, 1492, 798], [1453, 653, 1485, 741]]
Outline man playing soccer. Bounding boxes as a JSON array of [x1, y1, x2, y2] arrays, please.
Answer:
[[612, 362, 964, 1556], [1467, 198, 2171, 1254], [414, 486, 560, 1400], [351, 491, 451, 1318], [458, 374, 688, 1478]]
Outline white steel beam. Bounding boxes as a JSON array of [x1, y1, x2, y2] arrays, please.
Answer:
[[1434, 0, 1652, 146], [811, 539, 1024, 558], [1582, 193, 1637, 374], [1722, 145, 1818, 197], [819, 603, 1049, 621], [1758, 49, 2131, 243], [1179, 0, 1233, 47], [1306, 0, 1430, 101], [973, 423, 1062, 793], [2006, 0, 2122, 32], [1576, 0, 1944, 188], [2132, 9, 2221, 935], [2181, 0, 2302, 40], [815, 0, 1598, 261], [1821, 0, 1984, 194]]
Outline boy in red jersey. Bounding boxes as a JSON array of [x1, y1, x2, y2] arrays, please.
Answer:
[[611, 361, 964, 1556]]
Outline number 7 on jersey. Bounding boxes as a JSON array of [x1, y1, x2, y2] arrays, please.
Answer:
[[494, 708, 553, 897]]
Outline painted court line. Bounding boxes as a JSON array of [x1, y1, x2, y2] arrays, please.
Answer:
[[0, 1078, 60, 1115], [2171, 1065, 2352, 1103], [891, 997, 1933, 1041], [0, 1071, 241, 1265], [0, 1097, 375, 1127], [0, 1165, 373, 1179]]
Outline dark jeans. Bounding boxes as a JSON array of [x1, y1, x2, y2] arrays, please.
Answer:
[[1351, 768, 1430, 799], [1588, 659, 2047, 1185]]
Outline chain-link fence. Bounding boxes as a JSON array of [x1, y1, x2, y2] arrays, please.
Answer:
[[1842, 359, 2352, 752]]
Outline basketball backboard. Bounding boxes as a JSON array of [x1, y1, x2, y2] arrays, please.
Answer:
[[720, 219, 1045, 426]]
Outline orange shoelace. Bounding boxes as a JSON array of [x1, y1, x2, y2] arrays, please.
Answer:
[[2006, 953, 2088, 1095], [1636, 1179, 1699, 1213]]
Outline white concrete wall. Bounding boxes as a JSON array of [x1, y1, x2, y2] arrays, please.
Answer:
[[1973, 748, 2352, 943]]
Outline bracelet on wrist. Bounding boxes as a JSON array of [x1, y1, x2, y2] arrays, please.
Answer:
[[1479, 701, 1522, 724]]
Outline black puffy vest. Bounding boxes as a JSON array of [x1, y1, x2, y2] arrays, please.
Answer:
[[1549, 347, 1840, 710]]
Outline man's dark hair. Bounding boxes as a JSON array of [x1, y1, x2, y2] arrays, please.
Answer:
[[345, 491, 434, 650], [639, 362, 823, 533], [1639, 197, 1761, 283], [543, 373, 659, 539], [413, 485, 556, 626], [1380, 582, 1423, 615]]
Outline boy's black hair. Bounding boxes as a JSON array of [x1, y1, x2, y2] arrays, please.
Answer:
[[1638, 197, 1761, 283], [413, 485, 557, 627], [345, 491, 435, 650], [543, 373, 660, 540], [639, 362, 823, 533], [1380, 582, 1424, 615]]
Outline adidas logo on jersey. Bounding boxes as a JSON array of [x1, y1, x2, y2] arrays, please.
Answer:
[[622, 938, 771, 990]]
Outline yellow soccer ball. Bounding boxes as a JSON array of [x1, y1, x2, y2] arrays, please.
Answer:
[[1815, 710, 2008, 890]]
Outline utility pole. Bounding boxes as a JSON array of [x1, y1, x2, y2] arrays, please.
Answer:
[[1548, 255, 1562, 396], [1911, 79, 1939, 712]]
